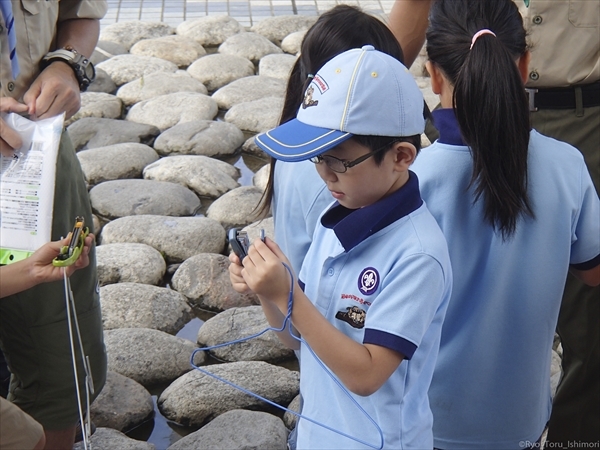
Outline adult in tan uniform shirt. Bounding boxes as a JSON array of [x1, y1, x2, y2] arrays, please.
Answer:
[[0, 1, 108, 449], [389, 0, 599, 444]]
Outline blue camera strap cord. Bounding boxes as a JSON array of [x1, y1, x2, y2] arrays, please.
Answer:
[[190, 262, 384, 450]]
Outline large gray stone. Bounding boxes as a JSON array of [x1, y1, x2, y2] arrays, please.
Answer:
[[96, 243, 166, 286], [143, 155, 240, 198], [77, 143, 159, 186], [224, 97, 284, 133], [250, 16, 317, 44], [258, 53, 296, 80], [252, 163, 270, 191], [88, 68, 117, 94], [158, 361, 299, 427], [172, 253, 259, 311], [176, 16, 242, 47], [282, 394, 301, 430], [96, 54, 178, 86], [117, 71, 207, 106], [99, 21, 174, 51], [241, 135, 267, 157], [130, 35, 206, 67], [206, 186, 265, 229], [73, 428, 155, 450], [90, 371, 154, 432], [167, 409, 288, 450], [280, 30, 306, 55], [100, 283, 193, 334], [65, 92, 122, 126], [90, 179, 201, 220], [197, 306, 295, 363], [153, 120, 244, 157], [212, 75, 286, 110], [105, 328, 205, 386], [126, 92, 218, 131], [242, 217, 275, 244], [67, 117, 160, 151], [91, 40, 129, 66], [100, 215, 226, 263], [187, 54, 254, 92], [218, 32, 283, 64]]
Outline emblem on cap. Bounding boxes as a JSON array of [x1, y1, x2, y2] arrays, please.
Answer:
[[358, 267, 379, 295], [302, 85, 319, 109]]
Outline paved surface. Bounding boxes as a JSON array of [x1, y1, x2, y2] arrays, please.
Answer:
[[102, 0, 395, 28]]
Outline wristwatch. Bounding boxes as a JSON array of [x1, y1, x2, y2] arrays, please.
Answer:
[[40, 46, 95, 92]]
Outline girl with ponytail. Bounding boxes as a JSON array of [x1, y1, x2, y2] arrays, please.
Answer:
[[410, 0, 600, 448]]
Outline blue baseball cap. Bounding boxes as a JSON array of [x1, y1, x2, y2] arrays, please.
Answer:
[[255, 45, 425, 162]]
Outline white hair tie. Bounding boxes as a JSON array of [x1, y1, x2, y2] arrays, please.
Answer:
[[470, 29, 496, 50]]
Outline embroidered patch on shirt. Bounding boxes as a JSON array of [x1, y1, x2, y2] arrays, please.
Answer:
[[335, 306, 366, 329], [358, 267, 379, 295]]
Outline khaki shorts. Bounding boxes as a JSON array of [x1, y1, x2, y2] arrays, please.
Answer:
[[0, 397, 44, 450], [0, 132, 107, 429]]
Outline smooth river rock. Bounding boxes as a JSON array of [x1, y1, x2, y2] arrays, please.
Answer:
[[197, 306, 295, 363], [67, 117, 160, 151], [176, 15, 242, 47], [90, 371, 154, 432], [100, 215, 226, 263], [90, 179, 201, 220], [96, 54, 178, 86], [99, 20, 174, 51], [77, 143, 159, 186], [206, 186, 265, 229], [126, 92, 218, 131], [73, 428, 155, 450], [187, 53, 254, 92], [224, 96, 284, 133], [158, 361, 299, 427], [96, 243, 166, 286], [130, 35, 206, 67], [250, 15, 317, 44], [117, 71, 208, 106], [153, 120, 244, 157], [105, 328, 206, 386], [218, 31, 283, 64], [211, 75, 286, 110], [171, 253, 259, 311], [143, 155, 240, 198], [258, 53, 296, 79], [167, 409, 288, 450], [100, 283, 193, 334], [65, 92, 123, 126]]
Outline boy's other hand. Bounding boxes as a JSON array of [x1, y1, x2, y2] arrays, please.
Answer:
[[0, 97, 29, 156], [229, 252, 252, 293], [241, 238, 294, 305]]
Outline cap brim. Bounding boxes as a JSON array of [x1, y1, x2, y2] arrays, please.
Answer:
[[255, 118, 352, 162]]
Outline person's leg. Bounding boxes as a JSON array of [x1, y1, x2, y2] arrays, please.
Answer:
[[0, 397, 46, 450], [531, 106, 600, 444], [0, 131, 106, 448]]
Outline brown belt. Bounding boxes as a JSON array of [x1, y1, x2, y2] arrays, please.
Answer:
[[526, 82, 600, 111]]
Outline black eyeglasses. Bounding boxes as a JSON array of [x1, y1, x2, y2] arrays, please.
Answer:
[[309, 142, 395, 174]]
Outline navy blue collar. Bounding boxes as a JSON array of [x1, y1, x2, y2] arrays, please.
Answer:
[[321, 171, 423, 252], [432, 108, 465, 146]]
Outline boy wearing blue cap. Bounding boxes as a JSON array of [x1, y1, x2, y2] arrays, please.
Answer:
[[229, 46, 452, 449]]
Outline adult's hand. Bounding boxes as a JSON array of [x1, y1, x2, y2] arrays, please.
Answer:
[[23, 61, 81, 120], [0, 97, 29, 156]]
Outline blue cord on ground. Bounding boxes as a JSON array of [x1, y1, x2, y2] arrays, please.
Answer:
[[189, 262, 384, 450]]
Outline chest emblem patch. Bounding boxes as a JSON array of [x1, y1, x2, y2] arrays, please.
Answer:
[[335, 306, 366, 329], [358, 267, 379, 295]]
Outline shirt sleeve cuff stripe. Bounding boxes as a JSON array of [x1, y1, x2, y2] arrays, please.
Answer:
[[363, 328, 417, 360]]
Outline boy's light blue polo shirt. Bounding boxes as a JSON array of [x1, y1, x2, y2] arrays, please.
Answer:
[[411, 109, 600, 450], [296, 172, 452, 449], [273, 160, 332, 275]]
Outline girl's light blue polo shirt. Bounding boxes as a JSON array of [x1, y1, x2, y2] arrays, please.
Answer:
[[296, 173, 452, 449], [273, 160, 333, 275], [412, 109, 600, 450]]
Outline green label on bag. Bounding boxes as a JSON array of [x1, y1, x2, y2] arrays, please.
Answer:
[[0, 247, 34, 265]]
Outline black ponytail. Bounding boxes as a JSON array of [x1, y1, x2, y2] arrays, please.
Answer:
[[426, 0, 533, 239], [256, 5, 405, 217]]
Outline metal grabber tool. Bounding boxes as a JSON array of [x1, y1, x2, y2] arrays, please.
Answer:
[[53, 216, 94, 450]]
